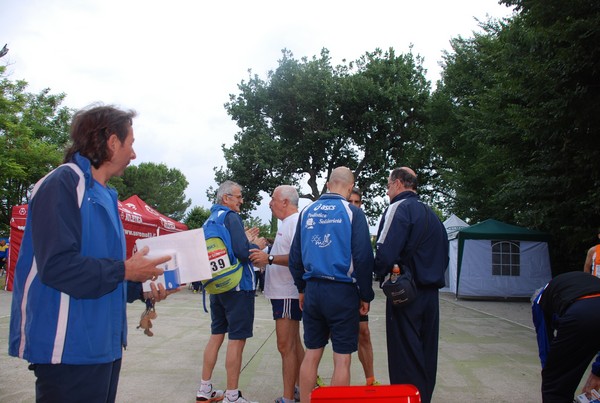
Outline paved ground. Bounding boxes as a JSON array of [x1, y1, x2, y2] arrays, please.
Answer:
[[0, 283, 589, 402]]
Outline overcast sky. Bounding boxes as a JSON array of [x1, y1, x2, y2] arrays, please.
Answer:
[[1, 0, 513, 222]]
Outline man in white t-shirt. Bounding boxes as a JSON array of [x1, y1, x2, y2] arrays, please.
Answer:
[[250, 185, 303, 403]]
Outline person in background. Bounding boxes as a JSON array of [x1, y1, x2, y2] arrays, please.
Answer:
[[532, 271, 600, 402], [0, 238, 8, 277], [256, 238, 272, 294], [196, 180, 266, 403], [250, 185, 304, 403], [8, 104, 174, 403], [347, 187, 380, 387], [253, 248, 262, 296], [583, 228, 600, 277], [192, 280, 202, 293], [374, 167, 448, 403], [289, 167, 375, 403]]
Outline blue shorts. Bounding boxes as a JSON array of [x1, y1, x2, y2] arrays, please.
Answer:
[[302, 280, 360, 354], [209, 289, 255, 339], [271, 298, 302, 321]]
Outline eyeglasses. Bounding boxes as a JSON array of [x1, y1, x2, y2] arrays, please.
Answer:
[[227, 193, 243, 200]]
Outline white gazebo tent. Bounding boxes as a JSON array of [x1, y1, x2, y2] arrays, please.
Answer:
[[440, 214, 469, 294]]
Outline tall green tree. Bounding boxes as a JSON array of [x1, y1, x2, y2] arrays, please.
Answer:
[[429, 0, 600, 272], [183, 206, 211, 230], [244, 216, 274, 238], [218, 48, 432, 222], [110, 162, 191, 221], [0, 66, 72, 235]]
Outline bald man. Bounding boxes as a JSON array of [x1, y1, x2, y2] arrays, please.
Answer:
[[289, 167, 375, 402]]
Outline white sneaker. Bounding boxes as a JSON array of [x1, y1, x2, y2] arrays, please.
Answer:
[[196, 386, 225, 402], [224, 391, 257, 403]]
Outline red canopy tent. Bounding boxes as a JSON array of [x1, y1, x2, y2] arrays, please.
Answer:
[[7, 205, 28, 291], [5, 195, 187, 291], [119, 195, 188, 258]]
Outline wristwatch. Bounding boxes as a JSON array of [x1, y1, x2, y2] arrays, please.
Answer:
[[268, 255, 274, 265]]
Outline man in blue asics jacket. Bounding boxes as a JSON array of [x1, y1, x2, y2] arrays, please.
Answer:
[[289, 166, 375, 403]]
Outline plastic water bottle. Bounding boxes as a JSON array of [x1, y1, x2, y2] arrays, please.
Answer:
[[390, 264, 400, 283]]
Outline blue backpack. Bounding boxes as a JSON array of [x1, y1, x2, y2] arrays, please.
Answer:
[[200, 208, 242, 311]]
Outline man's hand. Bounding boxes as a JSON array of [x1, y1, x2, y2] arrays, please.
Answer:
[[125, 246, 170, 283], [143, 282, 180, 303], [245, 227, 260, 243], [359, 300, 370, 316], [246, 227, 268, 250], [249, 248, 268, 267], [582, 373, 600, 396], [254, 237, 268, 250]]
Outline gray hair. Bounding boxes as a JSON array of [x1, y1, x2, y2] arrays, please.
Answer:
[[216, 180, 242, 204], [277, 185, 299, 206]]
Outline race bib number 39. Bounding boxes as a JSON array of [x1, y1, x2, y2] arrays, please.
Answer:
[[206, 239, 232, 273]]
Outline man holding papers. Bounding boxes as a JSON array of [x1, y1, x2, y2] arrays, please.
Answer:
[[9, 104, 174, 403]]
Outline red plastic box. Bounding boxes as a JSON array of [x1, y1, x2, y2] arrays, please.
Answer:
[[310, 384, 421, 402]]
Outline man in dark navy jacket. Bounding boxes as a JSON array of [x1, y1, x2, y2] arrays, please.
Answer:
[[374, 167, 449, 403]]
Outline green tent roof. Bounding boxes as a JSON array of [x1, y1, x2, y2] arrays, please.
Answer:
[[457, 219, 551, 242]]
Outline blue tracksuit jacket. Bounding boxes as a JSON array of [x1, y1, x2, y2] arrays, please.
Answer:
[[374, 191, 448, 287], [289, 193, 374, 303], [9, 153, 141, 364]]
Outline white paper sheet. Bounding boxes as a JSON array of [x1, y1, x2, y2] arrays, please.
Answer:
[[135, 228, 211, 291]]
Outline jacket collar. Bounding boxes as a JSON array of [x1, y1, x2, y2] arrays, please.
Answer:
[[211, 204, 233, 214], [71, 152, 94, 189], [390, 190, 418, 204]]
